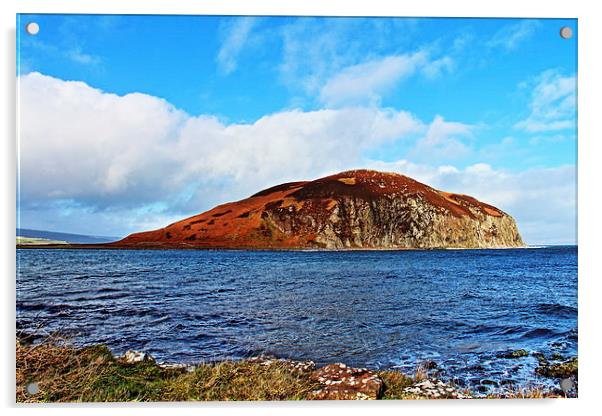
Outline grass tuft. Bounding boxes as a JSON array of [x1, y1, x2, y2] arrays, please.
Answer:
[[163, 360, 318, 401], [377, 370, 414, 399], [16, 339, 317, 402]]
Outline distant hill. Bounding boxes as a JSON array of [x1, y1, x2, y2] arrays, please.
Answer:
[[16, 228, 120, 244]]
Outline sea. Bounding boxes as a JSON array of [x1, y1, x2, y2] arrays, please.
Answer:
[[16, 246, 577, 395]]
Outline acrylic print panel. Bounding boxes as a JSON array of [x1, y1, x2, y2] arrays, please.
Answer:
[[16, 14, 577, 402]]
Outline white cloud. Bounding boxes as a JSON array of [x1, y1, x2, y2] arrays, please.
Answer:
[[515, 69, 577, 133], [18, 73, 424, 231], [21, 36, 102, 69], [422, 56, 455, 79], [319, 51, 453, 107], [19, 73, 188, 207], [366, 160, 576, 245], [319, 52, 427, 106], [18, 73, 575, 245], [486, 20, 540, 51], [171, 107, 424, 195], [216, 17, 258, 75], [409, 115, 474, 162], [278, 18, 416, 95], [277, 17, 435, 104], [67, 47, 101, 65]]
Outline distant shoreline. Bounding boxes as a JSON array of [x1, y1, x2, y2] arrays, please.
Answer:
[[16, 244, 566, 251]]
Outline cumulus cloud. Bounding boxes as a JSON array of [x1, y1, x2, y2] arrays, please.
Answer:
[[18, 72, 424, 232], [409, 116, 474, 162], [216, 17, 258, 75], [171, 107, 424, 198], [515, 69, 577, 133], [18, 73, 187, 208], [18, 72, 575, 244]]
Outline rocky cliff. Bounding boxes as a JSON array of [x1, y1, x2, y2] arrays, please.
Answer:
[[113, 169, 525, 249]]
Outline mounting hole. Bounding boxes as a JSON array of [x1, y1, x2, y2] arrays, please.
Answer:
[[26, 382, 40, 395], [25, 22, 40, 36], [560, 26, 573, 39], [560, 378, 574, 393]]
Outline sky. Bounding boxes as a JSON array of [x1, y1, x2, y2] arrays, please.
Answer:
[[16, 15, 577, 244]]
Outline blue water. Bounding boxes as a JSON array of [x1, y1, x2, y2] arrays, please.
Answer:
[[17, 247, 577, 393]]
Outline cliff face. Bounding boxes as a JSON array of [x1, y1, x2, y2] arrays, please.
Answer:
[[114, 169, 525, 249]]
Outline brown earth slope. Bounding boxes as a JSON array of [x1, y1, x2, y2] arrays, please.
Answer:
[[112, 169, 525, 250]]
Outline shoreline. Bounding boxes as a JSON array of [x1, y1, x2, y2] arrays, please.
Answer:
[[16, 244, 551, 251], [16, 336, 577, 402]]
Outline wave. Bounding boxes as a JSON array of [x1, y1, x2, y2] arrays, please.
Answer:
[[70, 292, 129, 302], [520, 327, 557, 339], [17, 301, 71, 314], [149, 315, 171, 325], [536, 303, 577, 317]]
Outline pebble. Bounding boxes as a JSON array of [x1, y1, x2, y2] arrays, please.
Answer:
[[308, 363, 384, 400], [120, 350, 155, 364], [402, 378, 472, 399]]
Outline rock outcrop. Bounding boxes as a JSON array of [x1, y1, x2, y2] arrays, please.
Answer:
[[308, 363, 384, 400], [113, 169, 524, 250]]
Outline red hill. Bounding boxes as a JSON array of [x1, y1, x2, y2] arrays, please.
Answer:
[[112, 169, 524, 249]]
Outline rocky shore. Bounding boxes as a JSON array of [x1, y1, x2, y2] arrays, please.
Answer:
[[16, 337, 577, 402]]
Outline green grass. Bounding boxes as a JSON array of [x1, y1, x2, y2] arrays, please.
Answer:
[[16, 339, 318, 402], [16, 338, 570, 402]]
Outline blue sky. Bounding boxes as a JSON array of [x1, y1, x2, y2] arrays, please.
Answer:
[[17, 15, 577, 244]]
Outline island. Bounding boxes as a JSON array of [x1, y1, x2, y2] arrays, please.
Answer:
[[111, 169, 524, 250]]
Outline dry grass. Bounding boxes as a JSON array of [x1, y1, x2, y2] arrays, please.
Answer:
[[16, 338, 318, 403], [17, 339, 175, 402], [413, 362, 430, 382], [16, 337, 570, 402], [163, 361, 318, 401], [377, 370, 414, 399]]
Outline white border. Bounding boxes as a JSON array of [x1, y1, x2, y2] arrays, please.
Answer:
[[2, 1, 600, 415], [4, 0, 584, 17]]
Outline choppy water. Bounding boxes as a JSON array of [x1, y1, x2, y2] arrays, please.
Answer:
[[17, 246, 577, 394]]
